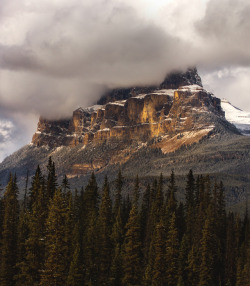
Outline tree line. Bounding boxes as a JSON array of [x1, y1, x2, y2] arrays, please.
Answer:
[[0, 157, 249, 286]]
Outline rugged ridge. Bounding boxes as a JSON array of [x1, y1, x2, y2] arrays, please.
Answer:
[[1, 67, 249, 211], [32, 68, 236, 152]]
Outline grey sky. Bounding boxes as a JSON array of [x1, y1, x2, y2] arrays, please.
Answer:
[[0, 0, 250, 161]]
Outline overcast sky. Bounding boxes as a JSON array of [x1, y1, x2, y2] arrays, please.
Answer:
[[0, 0, 250, 161]]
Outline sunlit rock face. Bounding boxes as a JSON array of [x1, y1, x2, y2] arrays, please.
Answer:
[[31, 68, 235, 153]]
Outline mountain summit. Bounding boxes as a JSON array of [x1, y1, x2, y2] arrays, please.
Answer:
[[31, 68, 237, 152], [0, 68, 249, 211]]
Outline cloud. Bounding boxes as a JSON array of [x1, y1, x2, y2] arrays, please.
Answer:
[[1, 0, 250, 119], [200, 67, 250, 112], [0, 0, 250, 161], [0, 0, 197, 119], [195, 0, 250, 67]]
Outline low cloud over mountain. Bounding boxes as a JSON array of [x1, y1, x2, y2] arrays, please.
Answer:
[[0, 0, 250, 160]]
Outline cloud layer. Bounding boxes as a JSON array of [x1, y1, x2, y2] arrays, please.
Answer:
[[0, 0, 250, 160]]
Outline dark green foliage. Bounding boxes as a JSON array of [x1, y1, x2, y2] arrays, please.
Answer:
[[113, 169, 123, 217], [110, 208, 124, 286], [165, 213, 180, 286], [40, 189, 69, 286], [17, 183, 46, 285], [46, 156, 58, 201], [97, 176, 112, 285], [0, 174, 19, 286], [151, 219, 166, 286], [0, 166, 247, 286], [62, 174, 70, 193], [122, 205, 142, 285]]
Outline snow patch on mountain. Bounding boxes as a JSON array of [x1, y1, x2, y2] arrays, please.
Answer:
[[221, 99, 250, 135], [0, 120, 15, 162]]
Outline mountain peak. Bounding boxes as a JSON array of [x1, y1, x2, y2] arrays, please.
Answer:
[[97, 67, 202, 105]]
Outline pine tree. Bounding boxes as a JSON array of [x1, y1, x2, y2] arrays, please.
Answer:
[[46, 157, 58, 201], [236, 206, 249, 286], [83, 213, 99, 285], [165, 213, 179, 286], [113, 169, 123, 217], [81, 173, 99, 285], [225, 213, 239, 286], [17, 183, 46, 285], [151, 220, 166, 286], [140, 184, 151, 238], [97, 176, 112, 285], [110, 208, 124, 286], [185, 169, 195, 246], [40, 189, 69, 286], [177, 234, 189, 285], [82, 172, 99, 225], [140, 183, 151, 261], [143, 180, 158, 269], [64, 190, 74, 274], [152, 174, 164, 225], [0, 174, 19, 286], [133, 175, 140, 207], [15, 206, 29, 285], [166, 170, 177, 215], [187, 245, 200, 286], [122, 205, 142, 285], [62, 175, 70, 193], [67, 224, 83, 286], [198, 211, 217, 286], [28, 165, 43, 210]]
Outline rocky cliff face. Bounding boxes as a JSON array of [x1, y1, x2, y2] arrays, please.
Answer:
[[0, 68, 248, 210], [32, 68, 236, 154]]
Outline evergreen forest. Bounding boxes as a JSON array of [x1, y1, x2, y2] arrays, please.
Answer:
[[0, 157, 249, 286]]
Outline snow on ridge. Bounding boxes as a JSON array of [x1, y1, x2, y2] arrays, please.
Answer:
[[221, 100, 250, 125], [133, 89, 176, 99], [178, 84, 204, 92], [221, 100, 250, 135], [152, 89, 175, 97], [107, 101, 125, 106], [133, 94, 147, 99], [84, 105, 103, 112]]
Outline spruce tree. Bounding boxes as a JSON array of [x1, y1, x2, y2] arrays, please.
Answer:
[[98, 176, 112, 285], [110, 208, 124, 286], [198, 211, 217, 286], [133, 175, 140, 207], [28, 165, 43, 210], [122, 205, 142, 285], [165, 213, 180, 286], [62, 174, 70, 193], [113, 169, 123, 217], [40, 189, 69, 286], [151, 220, 166, 286], [46, 157, 58, 201], [17, 184, 46, 285], [67, 224, 83, 286], [185, 169, 195, 246], [15, 206, 29, 285], [81, 173, 99, 285], [0, 174, 19, 286], [225, 213, 239, 286]]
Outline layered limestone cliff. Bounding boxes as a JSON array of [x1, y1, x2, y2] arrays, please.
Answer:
[[32, 67, 240, 156], [32, 81, 233, 154]]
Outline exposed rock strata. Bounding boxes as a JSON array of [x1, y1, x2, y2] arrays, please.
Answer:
[[32, 84, 234, 154]]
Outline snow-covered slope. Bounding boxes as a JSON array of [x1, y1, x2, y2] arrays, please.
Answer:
[[0, 119, 15, 162], [221, 99, 250, 135]]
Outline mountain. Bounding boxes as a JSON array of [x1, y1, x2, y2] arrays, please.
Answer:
[[0, 68, 249, 210], [0, 119, 14, 161], [221, 99, 250, 135]]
